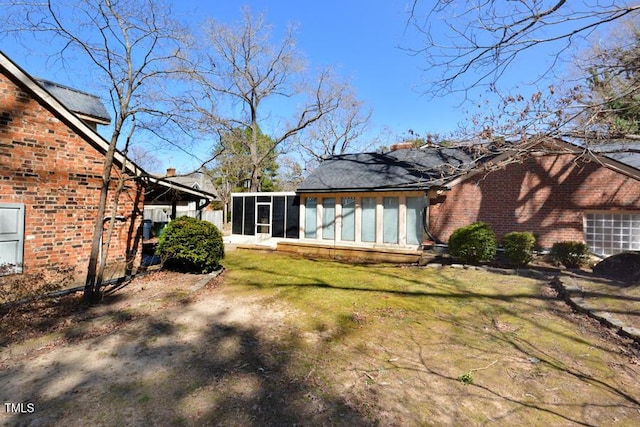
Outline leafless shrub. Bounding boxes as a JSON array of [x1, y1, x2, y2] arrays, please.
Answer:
[[0, 264, 77, 309]]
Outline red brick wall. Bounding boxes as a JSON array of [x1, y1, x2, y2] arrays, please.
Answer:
[[429, 154, 640, 249], [0, 72, 144, 280]]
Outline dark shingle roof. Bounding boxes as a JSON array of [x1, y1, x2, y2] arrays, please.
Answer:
[[592, 141, 640, 170], [297, 139, 640, 194], [297, 147, 478, 192], [36, 79, 111, 123]]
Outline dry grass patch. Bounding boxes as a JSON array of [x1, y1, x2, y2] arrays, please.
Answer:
[[221, 250, 640, 425], [1, 251, 639, 426]]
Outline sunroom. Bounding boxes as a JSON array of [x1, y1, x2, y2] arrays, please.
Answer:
[[284, 146, 476, 260], [298, 192, 427, 249]]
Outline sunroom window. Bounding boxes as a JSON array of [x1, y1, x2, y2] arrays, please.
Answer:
[[341, 197, 356, 241], [322, 198, 336, 240], [361, 197, 376, 242], [305, 197, 317, 239], [383, 197, 399, 244], [406, 197, 426, 245]]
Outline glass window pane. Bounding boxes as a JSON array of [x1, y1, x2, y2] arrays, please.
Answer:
[[585, 212, 640, 256], [383, 197, 399, 244], [305, 197, 317, 239], [341, 197, 355, 241], [361, 197, 376, 242], [323, 198, 336, 240], [406, 197, 426, 245]]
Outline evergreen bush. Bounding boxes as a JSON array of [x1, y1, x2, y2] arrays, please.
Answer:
[[155, 216, 224, 273], [502, 231, 537, 267], [549, 241, 590, 268], [448, 222, 497, 265]]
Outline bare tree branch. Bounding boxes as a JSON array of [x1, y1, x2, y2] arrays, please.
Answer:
[[2, 0, 195, 301], [407, 1, 640, 97], [183, 8, 358, 191]]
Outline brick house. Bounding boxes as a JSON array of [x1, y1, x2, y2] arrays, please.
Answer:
[[0, 51, 214, 279], [428, 139, 640, 255], [231, 139, 640, 260]]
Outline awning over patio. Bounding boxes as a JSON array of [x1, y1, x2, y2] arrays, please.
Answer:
[[142, 175, 216, 214]]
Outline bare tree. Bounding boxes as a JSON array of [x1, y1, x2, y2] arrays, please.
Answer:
[[207, 127, 273, 222], [575, 18, 640, 137], [128, 145, 163, 174], [408, 1, 640, 96], [185, 8, 348, 192], [2, 0, 192, 301], [295, 83, 372, 168], [407, 1, 640, 151], [277, 156, 305, 191]]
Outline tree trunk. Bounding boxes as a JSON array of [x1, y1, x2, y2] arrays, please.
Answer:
[[94, 170, 128, 289], [83, 135, 119, 303], [83, 178, 111, 303], [250, 167, 261, 192]]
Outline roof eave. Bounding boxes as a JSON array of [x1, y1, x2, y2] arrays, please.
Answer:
[[0, 50, 140, 176], [75, 112, 111, 126], [296, 184, 442, 194], [145, 176, 217, 201]]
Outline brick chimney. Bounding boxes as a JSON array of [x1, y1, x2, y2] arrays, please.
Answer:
[[389, 142, 415, 151], [166, 167, 176, 177]]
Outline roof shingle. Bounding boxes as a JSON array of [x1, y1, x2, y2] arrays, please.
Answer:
[[297, 147, 477, 192], [36, 78, 111, 123]]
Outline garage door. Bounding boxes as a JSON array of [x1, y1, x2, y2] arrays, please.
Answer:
[[0, 203, 25, 274], [584, 212, 640, 257]]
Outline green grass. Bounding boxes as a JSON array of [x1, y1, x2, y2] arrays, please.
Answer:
[[222, 249, 541, 334], [220, 249, 640, 425], [5, 249, 638, 426]]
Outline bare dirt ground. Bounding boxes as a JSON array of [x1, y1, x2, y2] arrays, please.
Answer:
[[1, 271, 369, 426], [1, 264, 640, 426]]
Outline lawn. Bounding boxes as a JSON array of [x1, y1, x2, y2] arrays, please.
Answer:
[[220, 250, 640, 425], [1, 249, 639, 426]]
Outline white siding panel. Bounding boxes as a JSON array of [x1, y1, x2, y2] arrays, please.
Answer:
[[0, 203, 25, 273]]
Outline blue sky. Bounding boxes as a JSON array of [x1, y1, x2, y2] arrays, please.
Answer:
[[184, 1, 441, 133], [2, 1, 577, 172]]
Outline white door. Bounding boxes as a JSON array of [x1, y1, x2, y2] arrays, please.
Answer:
[[0, 203, 25, 274]]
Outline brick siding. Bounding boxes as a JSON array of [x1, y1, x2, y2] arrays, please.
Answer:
[[429, 154, 640, 249], [0, 73, 144, 280]]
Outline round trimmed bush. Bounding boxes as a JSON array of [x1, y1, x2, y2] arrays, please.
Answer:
[[155, 216, 224, 273], [549, 241, 590, 268], [502, 231, 536, 267], [448, 222, 497, 265]]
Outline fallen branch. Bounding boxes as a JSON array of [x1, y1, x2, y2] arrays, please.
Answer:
[[469, 359, 499, 373]]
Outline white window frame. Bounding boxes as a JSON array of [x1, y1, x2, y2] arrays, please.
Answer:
[[0, 203, 25, 274]]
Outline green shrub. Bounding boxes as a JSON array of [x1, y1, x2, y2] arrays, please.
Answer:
[[155, 216, 224, 273], [502, 231, 537, 267], [549, 241, 590, 268], [448, 222, 497, 264]]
